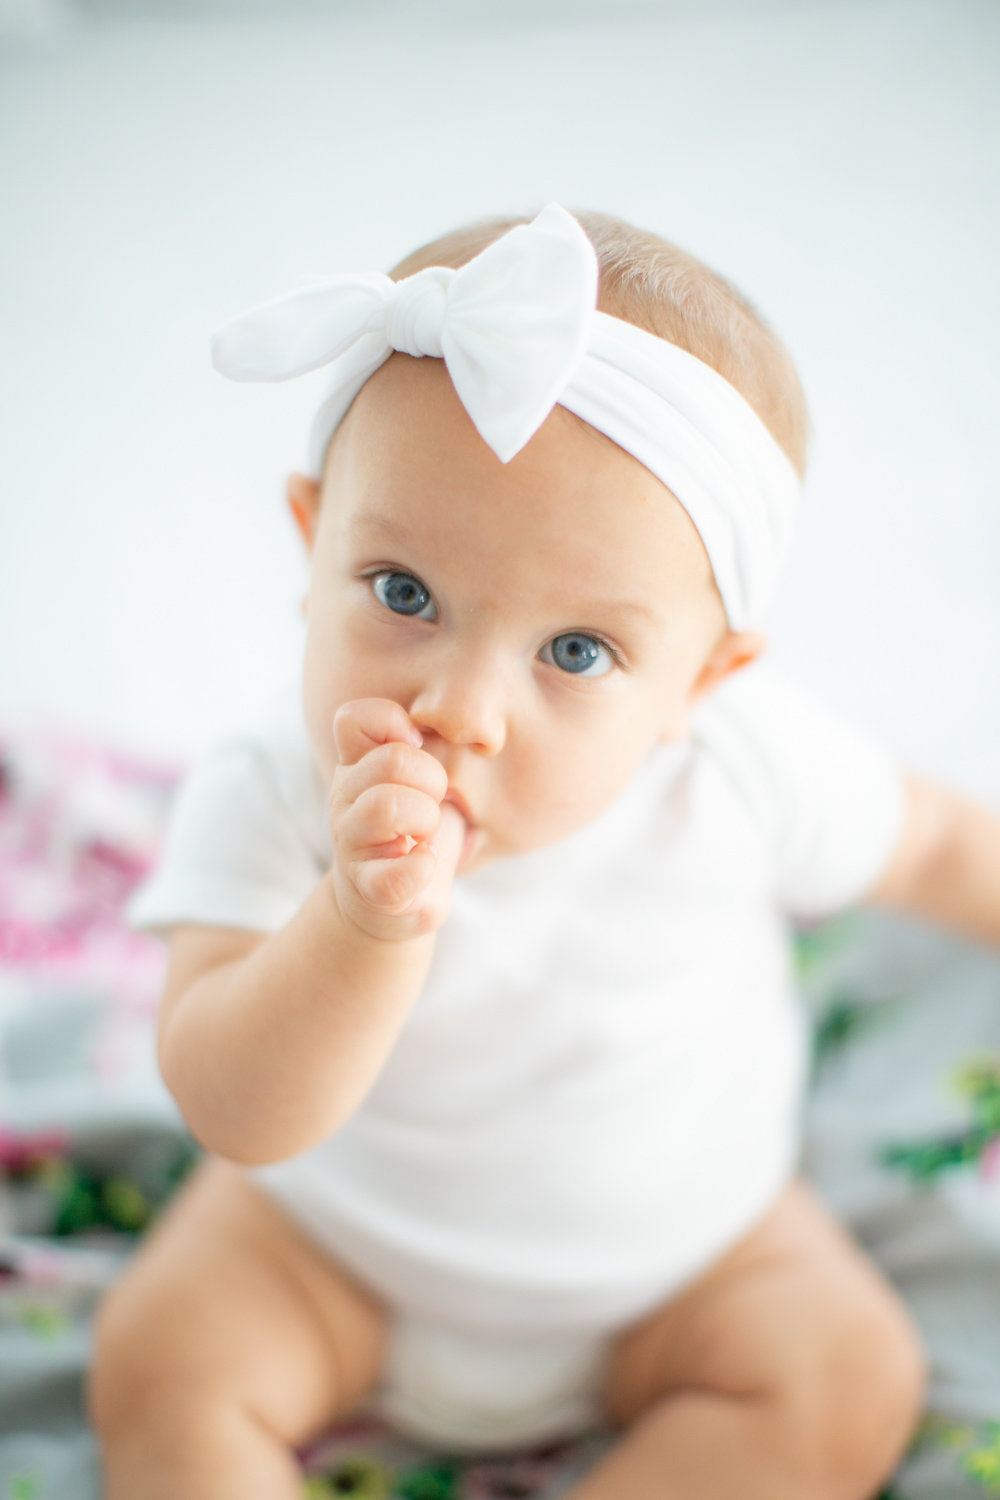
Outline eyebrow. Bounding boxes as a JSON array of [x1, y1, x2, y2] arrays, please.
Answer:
[[349, 509, 659, 628], [582, 598, 658, 626], [348, 510, 416, 547]]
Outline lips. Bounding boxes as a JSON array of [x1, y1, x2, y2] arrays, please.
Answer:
[[442, 788, 474, 828]]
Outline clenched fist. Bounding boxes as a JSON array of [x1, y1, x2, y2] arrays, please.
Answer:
[[327, 699, 465, 941]]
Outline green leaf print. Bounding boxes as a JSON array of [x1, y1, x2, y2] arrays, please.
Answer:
[[880, 1056, 1000, 1185]]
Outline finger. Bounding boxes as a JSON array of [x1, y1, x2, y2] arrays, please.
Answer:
[[350, 804, 464, 922], [334, 740, 448, 811], [333, 699, 422, 769], [430, 800, 465, 872], [352, 845, 439, 916], [342, 784, 443, 855], [405, 802, 465, 928]]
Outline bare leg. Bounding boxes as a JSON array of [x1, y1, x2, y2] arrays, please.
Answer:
[[98, 1401, 307, 1500], [567, 1182, 926, 1500], [89, 1156, 388, 1500]]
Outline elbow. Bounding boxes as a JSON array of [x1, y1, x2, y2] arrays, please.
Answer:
[[157, 1034, 348, 1167], [155, 1029, 261, 1166], [164, 1097, 321, 1169], [191, 1134, 297, 1170]]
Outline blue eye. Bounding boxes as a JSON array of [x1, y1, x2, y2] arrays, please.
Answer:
[[541, 632, 615, 677], [372, 571, 436, 620]]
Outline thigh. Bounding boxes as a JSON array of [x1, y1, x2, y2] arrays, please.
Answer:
[[91, 1154, 389, 1447], [602, 1178, 925, 1429]]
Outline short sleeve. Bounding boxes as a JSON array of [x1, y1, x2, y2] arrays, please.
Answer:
[[129, 732, 329, 936], [693, 667, 906, 921]]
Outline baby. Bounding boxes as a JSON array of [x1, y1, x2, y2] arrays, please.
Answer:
[[89, 204, 1000, 1499]]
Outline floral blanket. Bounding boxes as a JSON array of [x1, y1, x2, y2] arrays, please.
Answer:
[[1, 732, 999, 1499]]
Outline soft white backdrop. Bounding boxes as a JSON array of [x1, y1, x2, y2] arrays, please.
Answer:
[[1, 0, 998, 799]]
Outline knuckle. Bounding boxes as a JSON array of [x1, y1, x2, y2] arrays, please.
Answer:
[[362, 858, 416, 915], [328, 769, 352, 817], [377, 741, 417, 785], [332, 699, 362, 741], [381, 863, 417, 911], [353, 783, 399, 837], [415, 887, 454, 935], [334, 699, 402, 759]]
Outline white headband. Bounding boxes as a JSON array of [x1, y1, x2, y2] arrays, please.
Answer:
[[211, 203, 800, 628]]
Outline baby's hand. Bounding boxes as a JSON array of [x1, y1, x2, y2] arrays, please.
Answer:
[[328, 699, 465, 941]]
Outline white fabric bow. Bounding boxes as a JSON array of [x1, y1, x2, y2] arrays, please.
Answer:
[[210, 202, 801, 628], [211, 203, 597, 466]]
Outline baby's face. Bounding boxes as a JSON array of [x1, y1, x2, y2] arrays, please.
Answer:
[[293, 355, 755, 873]]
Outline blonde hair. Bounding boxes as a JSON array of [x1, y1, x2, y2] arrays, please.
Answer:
[[392, 208, 810, 477]]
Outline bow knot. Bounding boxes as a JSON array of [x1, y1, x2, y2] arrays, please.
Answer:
[[384, 267, 450, 359]]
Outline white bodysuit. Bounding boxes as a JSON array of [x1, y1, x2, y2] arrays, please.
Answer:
[[132, 667, 904, 1448]]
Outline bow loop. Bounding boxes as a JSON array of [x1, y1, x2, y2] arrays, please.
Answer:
[[211, 273, 393, 383], [439, 205, 598, 461]]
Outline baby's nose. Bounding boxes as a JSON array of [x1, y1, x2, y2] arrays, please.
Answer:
[[409, 665, 507, 756]]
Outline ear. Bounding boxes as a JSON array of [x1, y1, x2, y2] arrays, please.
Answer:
[[690, 629, 768, 703], [658, 630, 767, 743], [286, 472, 321, 553]]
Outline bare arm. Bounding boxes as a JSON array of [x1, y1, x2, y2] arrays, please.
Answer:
[[157, 700, 463, 1166], [157, 885, 437, 1165], [869, 773, 1000, 946]]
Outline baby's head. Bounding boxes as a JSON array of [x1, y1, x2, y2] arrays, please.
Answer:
[[213, 206, 808, 869]]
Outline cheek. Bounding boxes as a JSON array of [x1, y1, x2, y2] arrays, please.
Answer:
[[301, 592, 362, 694], [522, 720, 652, 831], [299, 659, 337, 781], [299, 618, 356, 778], [299, 605, 409, 778]]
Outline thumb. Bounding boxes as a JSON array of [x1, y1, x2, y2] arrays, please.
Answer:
[[423, 801, 465, 915]]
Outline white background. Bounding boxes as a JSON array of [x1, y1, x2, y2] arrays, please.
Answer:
[[1, 0, 998, 799]]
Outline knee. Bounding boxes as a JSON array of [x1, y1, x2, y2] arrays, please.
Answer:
[[88, 1274, 212, 1444], [88, 1279, 157, 1441], [782, 1287, 928, 1498]]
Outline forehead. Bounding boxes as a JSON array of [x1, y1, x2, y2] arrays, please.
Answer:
[[323, 354, 718, 612]]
